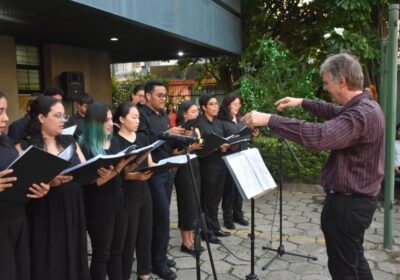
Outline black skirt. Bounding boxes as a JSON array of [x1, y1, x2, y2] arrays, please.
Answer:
[[174, 158, 201, 230]]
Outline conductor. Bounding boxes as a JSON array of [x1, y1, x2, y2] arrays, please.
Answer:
[[242, 53, 384, 280]]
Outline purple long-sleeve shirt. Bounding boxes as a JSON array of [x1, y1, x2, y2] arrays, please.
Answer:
[[268, 92, 384, 196]]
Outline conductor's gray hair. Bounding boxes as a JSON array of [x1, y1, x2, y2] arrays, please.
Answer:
[[320, 53, 364, 91]]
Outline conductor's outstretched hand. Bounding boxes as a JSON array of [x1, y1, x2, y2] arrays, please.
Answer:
[[274, 97, 303, 111]]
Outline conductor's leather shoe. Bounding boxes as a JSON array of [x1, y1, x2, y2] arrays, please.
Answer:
[[233, 217, 249, 226], [151, 266, 177, 280], [224, 221, 236, 230], [214, 229, 231, 237]]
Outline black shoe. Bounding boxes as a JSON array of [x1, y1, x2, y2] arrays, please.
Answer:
[[180, 244, 196, 256], [151, 266, 177, 280], [166, 259, 176, 267], [224, 221, 236, 230], [200, 232, 222, 244], [214, 229, 231, 237], [233, 216, 249, 226], [180, 244, 205, 255]]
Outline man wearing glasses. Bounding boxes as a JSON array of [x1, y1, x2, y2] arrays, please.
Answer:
[[137, 80, 184, 280]]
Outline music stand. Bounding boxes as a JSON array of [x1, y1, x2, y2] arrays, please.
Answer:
[[261, 138, 317, 270], [223, 148, 277, 280], [182, 144, 218, 280]]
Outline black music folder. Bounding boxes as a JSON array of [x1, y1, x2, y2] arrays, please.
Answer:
[[64, 140, 165, 185], [135, 154, 197, 175], [0, 146, 71, 203], [181, 119, 199, 130], [197, 131, 252, 158]]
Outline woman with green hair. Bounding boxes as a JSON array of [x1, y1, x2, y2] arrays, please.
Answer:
[[80, 102, 134, 280]]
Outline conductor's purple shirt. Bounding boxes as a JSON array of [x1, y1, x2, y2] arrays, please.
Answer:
[[268, 92, 384, 196]]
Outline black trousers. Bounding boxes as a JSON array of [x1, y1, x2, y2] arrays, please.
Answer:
[[148, 172, 173, 269], [321, 193, 377, 280], [200, 160, 226, 232], [222, 171, 244, 223], [87, 209, 128, 280], [122, 186, 153, 279], [0, 205, 29, 280]]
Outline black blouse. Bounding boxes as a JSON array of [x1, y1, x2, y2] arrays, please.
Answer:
[[113, 133, 150, 199], [81, 137, 127, 217], [0, 135, 20, 208]]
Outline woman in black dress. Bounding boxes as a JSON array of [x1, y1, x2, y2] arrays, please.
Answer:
[[173, 100, 203, 255], [79, 102, 134, 280], [113, 102, 153, 280], [15, 95, 90, 280], [218, 93, 259, 229], [0, 91, 49, 280]]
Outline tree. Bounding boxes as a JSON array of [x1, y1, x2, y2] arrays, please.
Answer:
[[241, 0, 389, 87]]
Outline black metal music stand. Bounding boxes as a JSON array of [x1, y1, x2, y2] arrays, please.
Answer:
[[262, 138, 317, 270], [183, 145, 218, 280]]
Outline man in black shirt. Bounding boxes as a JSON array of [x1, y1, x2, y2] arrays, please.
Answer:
[[70, 93, 93, 139], [137, 80, 184, 280]]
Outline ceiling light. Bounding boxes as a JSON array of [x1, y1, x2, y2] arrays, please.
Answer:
[[110, 37, 119, 42], [177, 51, 184, 57]]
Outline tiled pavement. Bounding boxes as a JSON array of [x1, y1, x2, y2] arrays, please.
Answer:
[[129, 184, 400, 279]]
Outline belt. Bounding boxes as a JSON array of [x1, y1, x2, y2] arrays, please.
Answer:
[[325, 189, 373, 198]]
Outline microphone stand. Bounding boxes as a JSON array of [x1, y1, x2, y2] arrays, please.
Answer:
[[183, 144, 218, 280], [262, 137, 317, 270]]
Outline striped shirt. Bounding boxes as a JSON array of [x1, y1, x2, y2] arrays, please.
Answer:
[[268, 92, 384, 196]]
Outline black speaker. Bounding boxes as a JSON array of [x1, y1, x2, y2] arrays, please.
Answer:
[[61, 72, 84, 101]]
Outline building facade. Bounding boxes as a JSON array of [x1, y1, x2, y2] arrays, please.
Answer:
[[0, 0, 241, 122]]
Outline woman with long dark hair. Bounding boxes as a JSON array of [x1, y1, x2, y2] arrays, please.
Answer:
[[113, 102, 153, 280], [173, 100, 203, 255], [14, 95, 89, 280], [80, 102, 134, 280], [0, 91, 49, 280], [218, 92, 259, 229]]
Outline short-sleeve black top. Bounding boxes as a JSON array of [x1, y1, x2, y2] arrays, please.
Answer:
[[113, 133, 150, 200], [81, 137, 127, 218]]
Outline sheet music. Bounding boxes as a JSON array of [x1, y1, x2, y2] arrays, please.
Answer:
[[223, 148, 276, 200], [61, 125, 77, 136], [57, 144, 75, 161], [157, 154, 197, 165]]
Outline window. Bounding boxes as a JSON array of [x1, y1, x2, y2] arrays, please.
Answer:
[[16, 44, 43, 94]]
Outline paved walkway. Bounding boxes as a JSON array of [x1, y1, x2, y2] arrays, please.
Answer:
[[144, 185, 400, 280]]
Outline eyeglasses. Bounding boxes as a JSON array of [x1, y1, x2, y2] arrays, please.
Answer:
[[207, 102, 219, 106], [152, 93, 168, 99], [53, 113, 70, 122], [230, 103, 241, 108]]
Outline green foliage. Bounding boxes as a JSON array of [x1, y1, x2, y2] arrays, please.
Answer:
[[252, 136, 329, 184], [111, 73, 170, 109], [241, 0, 388, 85], [176, 56, 241, 94], [239, 37, 320, 121]]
